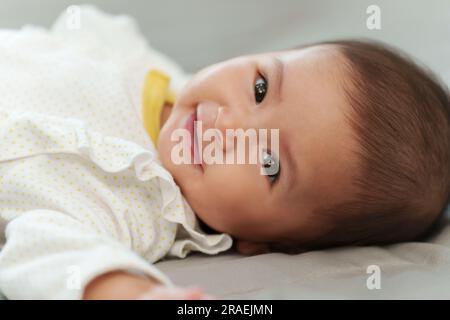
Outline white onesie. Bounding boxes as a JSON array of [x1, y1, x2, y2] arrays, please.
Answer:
[[0, 6, 233, 299]]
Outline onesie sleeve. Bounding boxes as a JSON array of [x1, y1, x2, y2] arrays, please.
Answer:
[[0, 110, 180, 300], [50, 4, 191, 92], [0, 209, 173, 300]]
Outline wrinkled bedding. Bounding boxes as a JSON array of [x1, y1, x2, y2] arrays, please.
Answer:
[[157, 207, 450, 299]]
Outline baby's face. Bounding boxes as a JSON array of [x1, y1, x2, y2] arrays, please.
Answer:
[[158, 45, 358, 247]]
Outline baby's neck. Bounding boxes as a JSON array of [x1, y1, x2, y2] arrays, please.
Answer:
[[198, 217, 219, 234]]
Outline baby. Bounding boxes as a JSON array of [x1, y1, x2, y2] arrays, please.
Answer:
[[0, 7, 449, 299], [161, 40, 449, 252]]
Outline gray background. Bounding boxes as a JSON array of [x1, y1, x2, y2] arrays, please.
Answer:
[[1, 0, 449, 84]]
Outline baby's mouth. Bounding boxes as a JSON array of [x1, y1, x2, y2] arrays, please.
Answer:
[[193, 109, 204, 171], [183, 107, 203, 171], [191, 108, 198, 161]]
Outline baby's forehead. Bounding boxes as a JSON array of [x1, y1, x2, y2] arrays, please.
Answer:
[[280, 49, 347, 99], [266, 49, 347, 101]]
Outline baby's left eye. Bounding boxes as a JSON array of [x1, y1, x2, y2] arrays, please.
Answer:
[[254, 76, 267, 104], [262, 150, 280, 184]]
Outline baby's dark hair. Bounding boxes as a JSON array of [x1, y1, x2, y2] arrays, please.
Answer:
[[279, 39, 450, 252]]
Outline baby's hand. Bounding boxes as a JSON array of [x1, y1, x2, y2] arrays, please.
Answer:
[[83, 270, 214, 300], [137, 285, 214, 300]]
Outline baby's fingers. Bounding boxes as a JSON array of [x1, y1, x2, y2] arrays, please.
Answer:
[[183, 287, 216, 300], [137, 285, 214, 300]]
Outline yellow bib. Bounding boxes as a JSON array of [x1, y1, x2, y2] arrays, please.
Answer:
[[142, 69, 176, 146]]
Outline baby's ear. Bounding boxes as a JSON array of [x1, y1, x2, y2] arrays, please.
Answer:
[[235, 240, 271, 256]]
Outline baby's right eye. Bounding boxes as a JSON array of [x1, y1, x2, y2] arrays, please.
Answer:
[[254, 75, 267, 104]]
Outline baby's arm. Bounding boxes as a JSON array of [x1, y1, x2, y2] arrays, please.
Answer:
[[0, 209, 212, 299], [0, 209, 203, 299]]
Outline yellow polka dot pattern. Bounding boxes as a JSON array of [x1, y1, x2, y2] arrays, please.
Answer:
[[0, 6, 232, 299]]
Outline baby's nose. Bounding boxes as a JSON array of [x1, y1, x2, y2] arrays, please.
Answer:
[[214, 104, 250, 133], [197, 100, 250, 133], [196, 100, 219, 132]]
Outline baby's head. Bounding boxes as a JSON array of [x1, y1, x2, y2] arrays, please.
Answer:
[[158, 40, 450, 255]]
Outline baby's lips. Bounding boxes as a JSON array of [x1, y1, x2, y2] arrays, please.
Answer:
[[195, 100, 224, 161]]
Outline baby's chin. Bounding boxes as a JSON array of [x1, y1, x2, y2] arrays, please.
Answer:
[[197, 215, 221, 234]]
